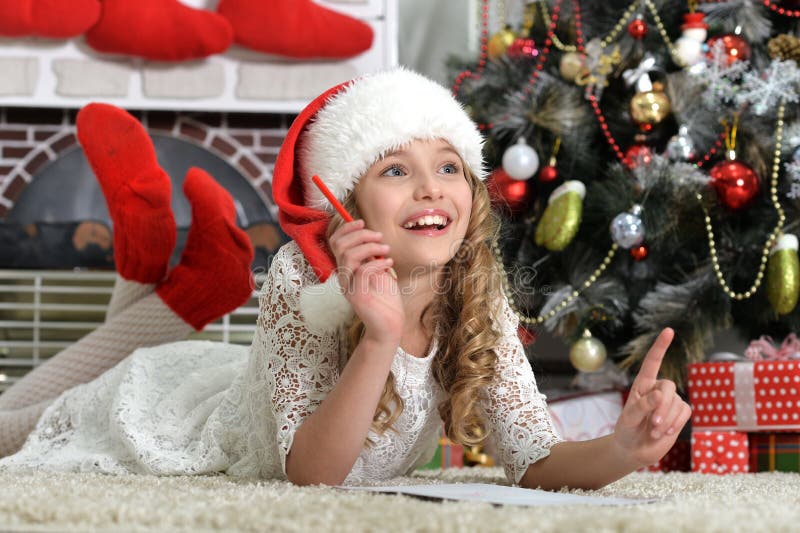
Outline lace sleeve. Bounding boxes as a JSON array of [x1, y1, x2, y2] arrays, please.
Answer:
[[254, 243, 343, 476], [482, 295, 563, 485]]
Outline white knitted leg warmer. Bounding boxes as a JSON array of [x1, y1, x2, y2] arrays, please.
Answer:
[[105, 277, 156, 321]]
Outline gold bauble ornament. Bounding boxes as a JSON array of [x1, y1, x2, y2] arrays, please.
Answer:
[[559, 52, 586, 82], [535, 180, 585, 251], [629, 87, 671, 125], [569, 330, 607, 372], [488, 26, 517, 60], [767, 234, 800, 315]]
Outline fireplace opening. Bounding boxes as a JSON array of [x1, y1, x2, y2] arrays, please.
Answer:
[[2, 134, 287, 271], [0, 132, 289, 390]]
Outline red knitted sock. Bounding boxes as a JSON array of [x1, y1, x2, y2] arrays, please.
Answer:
[[76, 103, 176, 284], [156, 168, 254, 331], [218, 0, 373, 59], [86, 0, 233, 61], [0, 0, 100, 38]]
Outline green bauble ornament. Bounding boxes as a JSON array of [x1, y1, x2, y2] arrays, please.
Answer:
[[569, 330, 607, 372], [767, 234, 800, 315], [535, 180, 585, 251]]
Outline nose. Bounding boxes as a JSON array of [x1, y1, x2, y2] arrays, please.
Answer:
[[413, 171, 443, 201]]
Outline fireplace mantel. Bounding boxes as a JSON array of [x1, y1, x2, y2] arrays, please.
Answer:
[[0, 0, 398, 113]]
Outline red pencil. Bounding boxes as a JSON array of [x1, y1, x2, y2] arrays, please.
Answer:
[[312, 174, 391, 267], [312, 175, 353, 222]]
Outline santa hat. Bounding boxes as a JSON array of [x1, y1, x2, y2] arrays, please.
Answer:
[[272, 67, 486, 333]]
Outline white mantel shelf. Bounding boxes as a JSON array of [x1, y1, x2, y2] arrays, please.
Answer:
[[0, 0, 398, 114]]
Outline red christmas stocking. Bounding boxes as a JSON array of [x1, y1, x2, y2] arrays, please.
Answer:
[[218, 0, 373, 59], [0, 0, 100, 38], [76, 103, 176, 284], [156, 168, 254, 331], [85, 0, 233, 61]]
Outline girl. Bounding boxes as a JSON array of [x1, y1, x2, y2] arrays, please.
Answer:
[[0, 68, 690, 490]]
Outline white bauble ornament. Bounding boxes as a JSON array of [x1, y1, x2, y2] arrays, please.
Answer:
[[569, 330, 607, 373], [502, 138, 540, 181]]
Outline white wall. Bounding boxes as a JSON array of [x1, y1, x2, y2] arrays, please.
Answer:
[[398, 0, 479, 83]]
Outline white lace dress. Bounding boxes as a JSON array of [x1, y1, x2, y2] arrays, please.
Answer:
[[0, 241, 561, 485]]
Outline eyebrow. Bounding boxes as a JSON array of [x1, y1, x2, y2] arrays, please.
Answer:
[[383, 145, 459, 158]]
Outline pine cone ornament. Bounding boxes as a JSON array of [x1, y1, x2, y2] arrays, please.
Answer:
[[768, 34, 800, 63]]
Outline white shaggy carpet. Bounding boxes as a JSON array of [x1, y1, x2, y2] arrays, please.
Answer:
[[1, 468, 799, 532]]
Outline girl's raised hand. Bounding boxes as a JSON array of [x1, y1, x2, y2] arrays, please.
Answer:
[[612, 328, 692, 468], [328, 220, 404, 345]]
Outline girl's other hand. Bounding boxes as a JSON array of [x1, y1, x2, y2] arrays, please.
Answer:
[[328, 220, 404, 345], [612, 328, 692, 469]]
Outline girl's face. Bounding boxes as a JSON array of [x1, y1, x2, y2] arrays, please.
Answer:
[[354, 138, 473, 278]]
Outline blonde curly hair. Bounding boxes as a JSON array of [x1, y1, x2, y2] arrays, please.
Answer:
[[326, 166, 504, 446]]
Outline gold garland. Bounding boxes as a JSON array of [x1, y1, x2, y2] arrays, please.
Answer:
[[541, 0, 686, 67], [538, 0, 577, 53], [697, 102, 787, 301], [494, 240, 619, 325], [641, 0, 685, 67], [540, 0, 637, 52]]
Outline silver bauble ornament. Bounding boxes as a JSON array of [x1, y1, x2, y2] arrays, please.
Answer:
[[569, 330, 607, 372], [666, 125, 696, 161], [502, 138, 540, 181], [610, 205, 645, 249]]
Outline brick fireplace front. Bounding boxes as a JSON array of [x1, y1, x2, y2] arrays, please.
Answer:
[[0, 0, 399, 392], [0, 106, 293, 391], [0, 107, 289, 216]]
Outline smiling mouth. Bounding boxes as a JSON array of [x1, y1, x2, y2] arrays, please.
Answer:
[[402, 215, 451, 231]]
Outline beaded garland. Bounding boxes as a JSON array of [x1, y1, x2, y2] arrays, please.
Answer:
[[697, 102, 788, 301]]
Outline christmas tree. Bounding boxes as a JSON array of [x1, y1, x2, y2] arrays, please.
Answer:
[[449, 0, 800, 384]]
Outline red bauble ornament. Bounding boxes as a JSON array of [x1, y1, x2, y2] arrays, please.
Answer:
[[487, 168, 532, 214], [706, 34, 751, 65], [517, 325, 537, 346], [624, 144, 653, 169], [709, 160, 760, 210], [538, 165, 558, 183], [628, 17, 648, 39], [630, 244, 648, 261], [507, 37, 538, 59]]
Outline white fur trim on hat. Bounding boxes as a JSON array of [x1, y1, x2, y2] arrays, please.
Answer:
[[298, 67, 486, 211], [299, 274, 354, 333]]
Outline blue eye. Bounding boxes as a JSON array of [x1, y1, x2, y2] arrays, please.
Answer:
[[381, 165, 405, 177], [441, 163, 459, 174]]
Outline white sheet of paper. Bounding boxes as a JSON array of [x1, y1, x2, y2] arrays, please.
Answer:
[[340, 483, 656, 507]]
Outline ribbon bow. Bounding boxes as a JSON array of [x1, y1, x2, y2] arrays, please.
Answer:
[[744, 333, 800, 361], [622, 55, 657, 91]]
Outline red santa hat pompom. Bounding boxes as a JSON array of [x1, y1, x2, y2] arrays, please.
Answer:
[[272, 68, 486, 333]]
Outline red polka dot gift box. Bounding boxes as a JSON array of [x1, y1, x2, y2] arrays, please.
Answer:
[[687, 358, 800, 431], [691, 430, 750, 474]]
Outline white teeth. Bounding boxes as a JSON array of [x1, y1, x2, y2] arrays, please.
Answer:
[[403, 215, 448, 229]]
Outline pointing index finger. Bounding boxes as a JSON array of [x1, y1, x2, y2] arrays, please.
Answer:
[[634, 328, 674, 386]]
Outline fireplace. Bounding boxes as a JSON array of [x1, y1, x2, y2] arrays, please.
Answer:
[[0, 0, 398, 391], [0, 108, 294, 391], [0, 109, 289, 269]]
